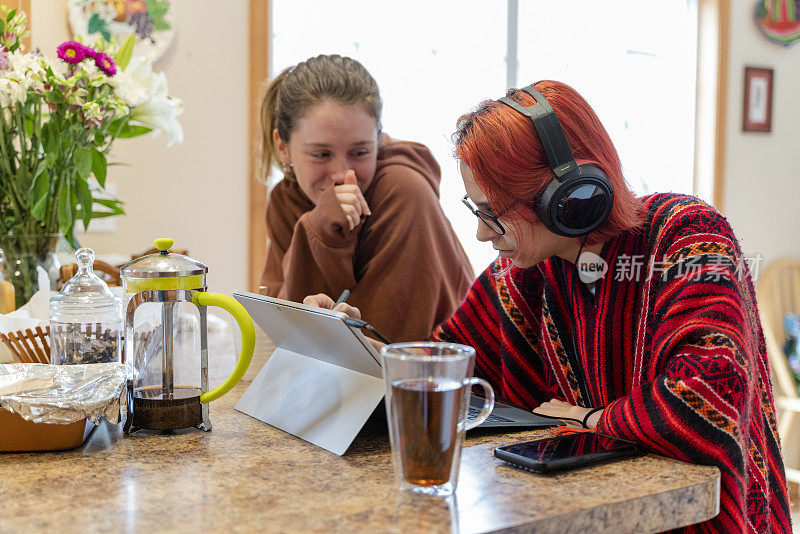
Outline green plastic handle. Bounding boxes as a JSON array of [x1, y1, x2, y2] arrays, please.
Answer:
[[192, 292, 255, 403]]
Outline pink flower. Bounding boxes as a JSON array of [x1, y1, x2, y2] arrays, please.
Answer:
[[92, 52, 117, 76], [0, 46, 7, 71], [56, 41, 88, 64]]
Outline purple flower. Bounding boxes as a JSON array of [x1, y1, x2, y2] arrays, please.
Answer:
[[92, 51, 117, 76], [56, 41, 88, 64], [0, 46, 8, 71]]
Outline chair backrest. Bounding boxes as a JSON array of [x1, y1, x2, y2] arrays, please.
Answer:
[[58, 260, 123, 288], [0, 326, 50, 363], [757, 258, 800, 400]]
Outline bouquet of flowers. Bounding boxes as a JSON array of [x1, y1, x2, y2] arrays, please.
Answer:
[[0, 5, 182, 307]]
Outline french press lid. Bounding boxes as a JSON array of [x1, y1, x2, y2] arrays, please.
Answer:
[[120, 238, 207, 292]]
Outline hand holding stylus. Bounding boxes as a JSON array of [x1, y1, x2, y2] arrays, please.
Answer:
[[334, 289, 350, 307], [303, 292, 361, 319], [304, 291, 392, 348]]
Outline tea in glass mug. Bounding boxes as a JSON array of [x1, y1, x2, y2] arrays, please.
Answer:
[[381, 342, 494, 496]]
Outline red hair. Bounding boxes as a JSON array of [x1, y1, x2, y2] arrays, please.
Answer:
[[455, 80, 643, 244]]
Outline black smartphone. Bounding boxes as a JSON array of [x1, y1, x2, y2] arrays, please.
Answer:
[[494, 432, 639, 473]]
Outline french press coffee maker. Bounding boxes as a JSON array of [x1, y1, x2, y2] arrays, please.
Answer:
[[121, 238, 255, 433]]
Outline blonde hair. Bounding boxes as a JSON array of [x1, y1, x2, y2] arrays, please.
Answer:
[[258, 54, 382, 184]]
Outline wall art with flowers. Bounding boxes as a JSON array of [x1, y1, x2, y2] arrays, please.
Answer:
[[68, 0, 176, 63]]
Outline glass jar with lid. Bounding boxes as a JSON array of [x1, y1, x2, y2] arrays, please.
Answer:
[[49, 248, 122, 365]]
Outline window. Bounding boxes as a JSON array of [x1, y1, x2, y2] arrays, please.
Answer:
[[271, 1, 699, 273]]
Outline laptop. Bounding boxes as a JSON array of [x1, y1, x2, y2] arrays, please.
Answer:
[[233, 292, 558, 455], [468, 396, 563, 428]]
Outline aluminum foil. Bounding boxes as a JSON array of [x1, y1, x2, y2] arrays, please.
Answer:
[[0, 363, 126, 424]]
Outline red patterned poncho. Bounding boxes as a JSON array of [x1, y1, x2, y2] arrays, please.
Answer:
[[433, 194, 791, 532]]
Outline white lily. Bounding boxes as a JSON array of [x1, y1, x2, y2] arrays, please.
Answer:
[[111, 56, 184, 146]]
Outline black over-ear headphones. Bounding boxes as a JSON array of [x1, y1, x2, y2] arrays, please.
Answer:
[[498, 84, 614, 237]]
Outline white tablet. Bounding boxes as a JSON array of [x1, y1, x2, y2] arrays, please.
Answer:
[[232, 291, 386, 455], [232, 291, 382, 377]]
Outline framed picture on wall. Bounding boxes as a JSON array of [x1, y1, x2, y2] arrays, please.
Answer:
[[743, 67, 774, 132]]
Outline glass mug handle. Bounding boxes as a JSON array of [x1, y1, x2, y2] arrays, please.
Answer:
[[464, 377, 495, 431]]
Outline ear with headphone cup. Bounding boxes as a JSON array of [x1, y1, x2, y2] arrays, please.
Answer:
[[535, 164, 614, 238], [498, 84, 614, 238]]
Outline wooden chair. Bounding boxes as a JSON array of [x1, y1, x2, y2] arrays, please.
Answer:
[[757, 257, 800, 484], [1, 276, 50, 363], [57, 260, 123, 288], [0, 326, 51, 363]]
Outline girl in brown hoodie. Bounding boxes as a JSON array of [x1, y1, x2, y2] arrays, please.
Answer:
[[259, 54, 473, 342]]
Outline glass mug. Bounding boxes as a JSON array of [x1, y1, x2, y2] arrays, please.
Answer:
[[381, 342, 494, 496]]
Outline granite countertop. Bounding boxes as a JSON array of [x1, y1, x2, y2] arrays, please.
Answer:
[[0, 382, 719, 533]]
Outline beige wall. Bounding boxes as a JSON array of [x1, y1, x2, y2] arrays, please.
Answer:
[[722, 1, 800, 470], [723, 1, 800, 266], [30, 0, 250, 296]]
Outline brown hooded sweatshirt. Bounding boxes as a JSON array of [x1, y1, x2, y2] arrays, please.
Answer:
[[261, 138, 473, 342]]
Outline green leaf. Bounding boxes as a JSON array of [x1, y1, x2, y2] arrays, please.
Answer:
[[64, 230, 79, 250], [30, 164, 51, 221], [28, 162, 49, 219], [90, 148, 107, 187], [42, 123, 59, 168], [92, 197, 125, 213], [118, 124, 152, 138], [46, 90, 63, 104], [75, 210, 122, 219], [0, 20, 6, 34], [108, 118, 124, 132], [75, 176, 93, 228], [73, 148, 92, 181], [34, 160, 48, 179], [115, 34, 135, 70], [145, 0, 171, 31], [24, 119, 33, 137], [87, 13, 110, 41], [32, 195, 49, 221], [7, 9, 16, 23], [57, 182, 73, 236]]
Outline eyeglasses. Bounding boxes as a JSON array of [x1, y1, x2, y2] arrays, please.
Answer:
[[461, 195, 505, 235]]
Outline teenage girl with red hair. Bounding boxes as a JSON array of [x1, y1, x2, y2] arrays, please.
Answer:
[[308, 80, 791, 532]]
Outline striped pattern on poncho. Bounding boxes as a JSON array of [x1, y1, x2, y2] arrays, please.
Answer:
[[433, 193, 791, 533]]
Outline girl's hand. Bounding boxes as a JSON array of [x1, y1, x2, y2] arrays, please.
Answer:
[[366, 338, 386, 352], [534, 398, 604, 429], [303, 293, 362, 319], [333, 170, 371, 231]]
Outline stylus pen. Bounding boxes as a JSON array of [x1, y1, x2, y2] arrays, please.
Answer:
[[334, 289, 351, 307], [343, 317, 393, 345], [334, 289, 394, 346]]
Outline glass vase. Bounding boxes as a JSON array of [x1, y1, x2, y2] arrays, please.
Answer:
[[0, 233, 73, 310]]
